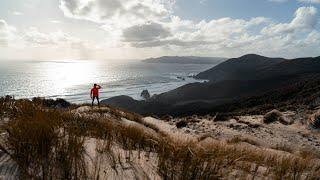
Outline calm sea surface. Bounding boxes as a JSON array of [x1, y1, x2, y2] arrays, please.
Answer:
[[0, 60, 213, 103]]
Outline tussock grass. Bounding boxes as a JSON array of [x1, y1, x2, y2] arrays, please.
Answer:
[[0, 100, 87, 179], [90, 105, 160, 132], [157, 138, 227, 179], [310, 110, 320, 128], [272, 143, 294, 153], [1, 97, 320, 179], [157, 137, 320, 179], [0, 97, 159, 179], [298, 149, 320, 160], [227, 136, 260, 146]]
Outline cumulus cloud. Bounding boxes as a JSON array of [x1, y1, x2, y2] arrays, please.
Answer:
[[262, 6, 317, 35], [0, 19, 16, 46], [5, 0, 319, 59], [130, 39, 215, 48], [115, 5, 319, 59], [122, 22, 171, 42], [16, 27, 97, 59], [0, 19, 97, 60], [59, 0, 276, 50], [126, 16, 271, 48], [145, 6, 318, 58], [23, 27, 85, 48], [59, 0, 175, 28], [305, 30, 320, 43]]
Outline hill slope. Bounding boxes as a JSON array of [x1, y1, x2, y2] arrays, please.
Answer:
[[102, 54, 320, 116], [196, 54, 286, 82]]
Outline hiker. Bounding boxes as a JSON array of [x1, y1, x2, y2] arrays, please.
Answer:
[[91, 84, 101, 106]]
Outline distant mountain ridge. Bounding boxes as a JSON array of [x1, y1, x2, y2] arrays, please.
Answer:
[[142, 56, 227, 64], [103, 54, 320, 116]]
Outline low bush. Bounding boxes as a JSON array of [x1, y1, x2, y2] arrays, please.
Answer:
[[310, 110, 320, 128], [176, 120, 188, 128], [263, 109, 284, 124], [32, 97, 71, 108]]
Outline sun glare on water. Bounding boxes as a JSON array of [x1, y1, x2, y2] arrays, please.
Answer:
[[39, 60, 100, 94]]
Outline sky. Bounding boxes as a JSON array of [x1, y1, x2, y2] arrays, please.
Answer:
[[0, 0, 320, 60]]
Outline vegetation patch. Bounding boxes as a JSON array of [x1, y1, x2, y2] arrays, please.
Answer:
[[310, 110, 320, 128], [176, 120, 188, 129], [263, 109, 284, 124], [1, 97, 320, 179], [227, 136, 260, 146]]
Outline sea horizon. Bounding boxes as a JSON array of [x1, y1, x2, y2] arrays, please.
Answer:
[[0, 59, 211, 103]]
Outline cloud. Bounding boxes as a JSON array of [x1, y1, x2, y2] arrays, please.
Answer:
[[270, 0, 320, 3], [0, 19, 98, 59], [298, 0, 320, 3], [51, 20, 62, 24], [125, 6, 319, 58], [59, 0, 276, 50], [130, 39, 215, 48], [126, 16, 271, 48], [269, 0, 288, 3], [23, 27, 84, 47], [291, 6, 318, 28], [59, 0, 175, 28], [261, 6, 318, 35], [200, 0, 207, 4], [12, 11, 23, 16], [122, 22, 171, 42], [4, 0, 320, 59], [305, 30, 320, 43], [0, 19, 16, 46]]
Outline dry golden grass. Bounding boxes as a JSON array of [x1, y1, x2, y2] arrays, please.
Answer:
[[90, 105, 160, 132], [272, 143, 294, 153], [0, 99, 87, 179], [1, 97, 320, 179], [227, 136, 260, 146], [309, 110, 320, 128], [0, 97, 159, 179]]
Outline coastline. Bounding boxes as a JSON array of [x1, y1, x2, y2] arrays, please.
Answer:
[[47, 76, 206, 104], [0, 61, 212, 104]]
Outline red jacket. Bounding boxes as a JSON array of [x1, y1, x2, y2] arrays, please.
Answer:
[[91, 87, 100, 97]]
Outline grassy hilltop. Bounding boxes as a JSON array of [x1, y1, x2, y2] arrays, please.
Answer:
[[0, 96, 320, 179]]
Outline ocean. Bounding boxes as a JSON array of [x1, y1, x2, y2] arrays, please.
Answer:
[[0, 60, 213, 103]]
